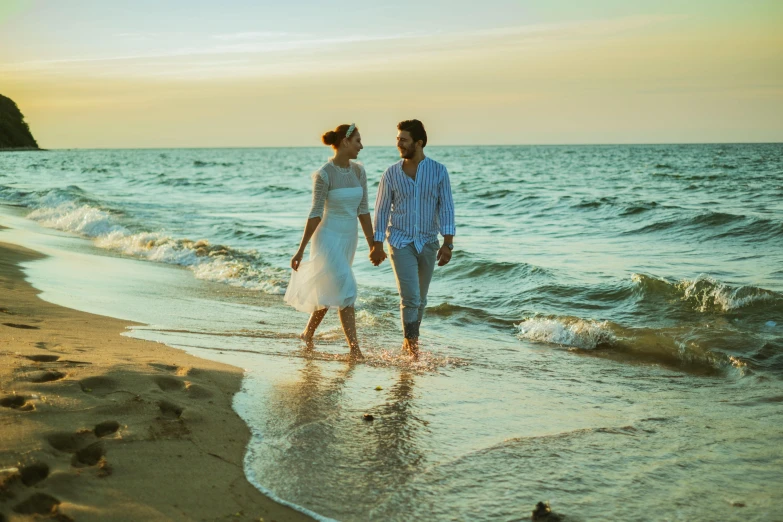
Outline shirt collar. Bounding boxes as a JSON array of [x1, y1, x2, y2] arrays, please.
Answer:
[[396, 157, 429, 170]]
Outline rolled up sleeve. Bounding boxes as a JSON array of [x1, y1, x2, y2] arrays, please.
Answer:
[[373, 171, 392, 242], [438, 166, 456, 236]]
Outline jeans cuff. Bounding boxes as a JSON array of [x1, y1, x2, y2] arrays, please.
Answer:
[[403, 321, 420, 340]]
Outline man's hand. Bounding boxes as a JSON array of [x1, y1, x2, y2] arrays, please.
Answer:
[[369, 243, 387, 266], [436, 245, 452, 266]]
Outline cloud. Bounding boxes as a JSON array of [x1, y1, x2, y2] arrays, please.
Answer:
[[210, 31, 293, 41], [0, 15, 680, 80]]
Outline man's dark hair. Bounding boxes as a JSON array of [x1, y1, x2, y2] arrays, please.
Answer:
[[397, 119, 427, 148]]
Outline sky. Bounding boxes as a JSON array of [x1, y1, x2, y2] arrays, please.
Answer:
[[1, 0, 781, 148]]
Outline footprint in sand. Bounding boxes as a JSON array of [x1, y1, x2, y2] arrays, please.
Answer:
[[93, 420, 120, 438], [71, 442, 106, 467], [148, 362, 179, 373], [12, 492, 63, 517], [2, 323, 40, 330], [149, 362, 200, 377], [24, 354, 60, 363], [27, 370, 67, 383], [149, 364, 212, 399], [46, 421, 118, 470], [0, 462, 50, 490], [185, 383, 213, 399], [0, 462, 65, 520], [78, 376, 119, 396], [47, 431, 94, 453], [19, 462, 50, 487], [0, 394, 34, 411], [158, 400, 185, 420], [153, 375, 186, 392]]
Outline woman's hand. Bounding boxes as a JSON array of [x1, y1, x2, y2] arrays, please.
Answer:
[[291, 250, 304, 271]]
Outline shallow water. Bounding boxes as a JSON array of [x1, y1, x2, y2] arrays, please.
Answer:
[[1, 144, 782, 520]]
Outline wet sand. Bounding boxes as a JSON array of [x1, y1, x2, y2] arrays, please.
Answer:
[[0, 240, 311, 521]]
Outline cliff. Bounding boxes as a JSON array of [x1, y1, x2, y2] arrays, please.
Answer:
[[0, 94, 39, 150]]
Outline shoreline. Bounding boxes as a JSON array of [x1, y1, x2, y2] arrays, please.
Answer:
[[0, 239, 311, 521]]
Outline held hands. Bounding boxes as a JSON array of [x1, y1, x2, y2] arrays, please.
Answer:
[[291, 250, 304, 271], [369, 244, 387, 266], [437, 245, 452, 266]]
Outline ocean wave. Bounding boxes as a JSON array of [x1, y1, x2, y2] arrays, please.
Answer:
[[193, 160, 238, 168], [475, 188, 515, 199], [0, 185, 32, 202], [623, 211, 772, 236], [632, 273, 781, 314], [619, 202, 659, 216], [676, 277, 778, 313], [516, 315, 751, 376], [154, 176, 211, 187], [564, 197, 680, 218], [426, 302, 516, 326], [709, 218, 783, 242], [516, 317, 615, 349], [96, 231, 287, 293], [443, 258, 550, 281], [29, 203, 126, 238], [572, 196, 617, 210], [10, 188, 287, 294]]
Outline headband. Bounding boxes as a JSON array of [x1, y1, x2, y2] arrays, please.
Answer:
[[345, 123, 356, 139]]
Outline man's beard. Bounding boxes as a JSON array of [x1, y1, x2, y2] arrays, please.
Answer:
[[399, 146, 415, 159]]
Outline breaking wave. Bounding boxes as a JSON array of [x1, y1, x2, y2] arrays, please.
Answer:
[[515, 315, 754, 376], [632, 273, 781, 314], [4, 185, 287, 294]]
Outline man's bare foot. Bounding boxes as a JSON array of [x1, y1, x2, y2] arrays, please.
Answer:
[[402, 338, 419, 360], [349, 347, 364, 361], [299, 332, 314, 351]]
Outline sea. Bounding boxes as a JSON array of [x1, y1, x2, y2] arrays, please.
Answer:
[[1, 144, 782, 521]]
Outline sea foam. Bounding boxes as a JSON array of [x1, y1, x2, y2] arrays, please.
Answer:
[[23, 194, 286, 294], [631, 273, 780, 314], [516, 317, 616, 349]]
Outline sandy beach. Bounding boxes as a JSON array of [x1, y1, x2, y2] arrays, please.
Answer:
[[0, 238, 311, 521]]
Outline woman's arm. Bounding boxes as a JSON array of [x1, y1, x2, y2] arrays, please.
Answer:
[[291, 216, 321, 271], [292, 170, 328, 271], [356, 166, 375, 250], [358, 214, 374, 250]]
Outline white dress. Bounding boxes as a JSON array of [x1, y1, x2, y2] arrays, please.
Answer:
[[284, 160, 369, 313]]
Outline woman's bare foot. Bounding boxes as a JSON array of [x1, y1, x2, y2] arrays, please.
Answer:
[[299, 332, 315, 351], [349, 347, 364, 361]]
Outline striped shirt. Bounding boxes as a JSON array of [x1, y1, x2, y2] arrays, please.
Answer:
[[373, 157, 456, 252]]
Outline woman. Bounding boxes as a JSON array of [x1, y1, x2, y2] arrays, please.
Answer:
[[284, 123, 383, 360]]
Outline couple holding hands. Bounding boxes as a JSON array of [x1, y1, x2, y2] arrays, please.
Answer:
[[284, 119, 456, 360]]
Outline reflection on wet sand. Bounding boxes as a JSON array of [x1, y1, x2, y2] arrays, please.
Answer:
[[259, 361, 427, 520]]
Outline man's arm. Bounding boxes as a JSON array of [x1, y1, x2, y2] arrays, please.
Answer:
[[438, 165, 456, 238], [437, 166, 456, 266], [370, 171, 392, 266]]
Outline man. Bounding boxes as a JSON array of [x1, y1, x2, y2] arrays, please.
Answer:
[[370, 119, 456, 358]]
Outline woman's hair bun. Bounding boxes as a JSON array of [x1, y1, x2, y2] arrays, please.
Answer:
[[322, 130, 336, 146]]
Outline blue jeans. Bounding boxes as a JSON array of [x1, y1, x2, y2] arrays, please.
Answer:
[[389, 241, 439, 339]]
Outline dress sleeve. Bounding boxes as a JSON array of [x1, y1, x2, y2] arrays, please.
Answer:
[[308, 169, 329, 219], [357, 164, 370, 216]]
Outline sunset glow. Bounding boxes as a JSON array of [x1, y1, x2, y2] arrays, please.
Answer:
[[2, 0, 781, 147]]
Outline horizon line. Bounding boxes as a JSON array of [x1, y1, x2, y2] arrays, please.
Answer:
[[9, 141, 783, 152]]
